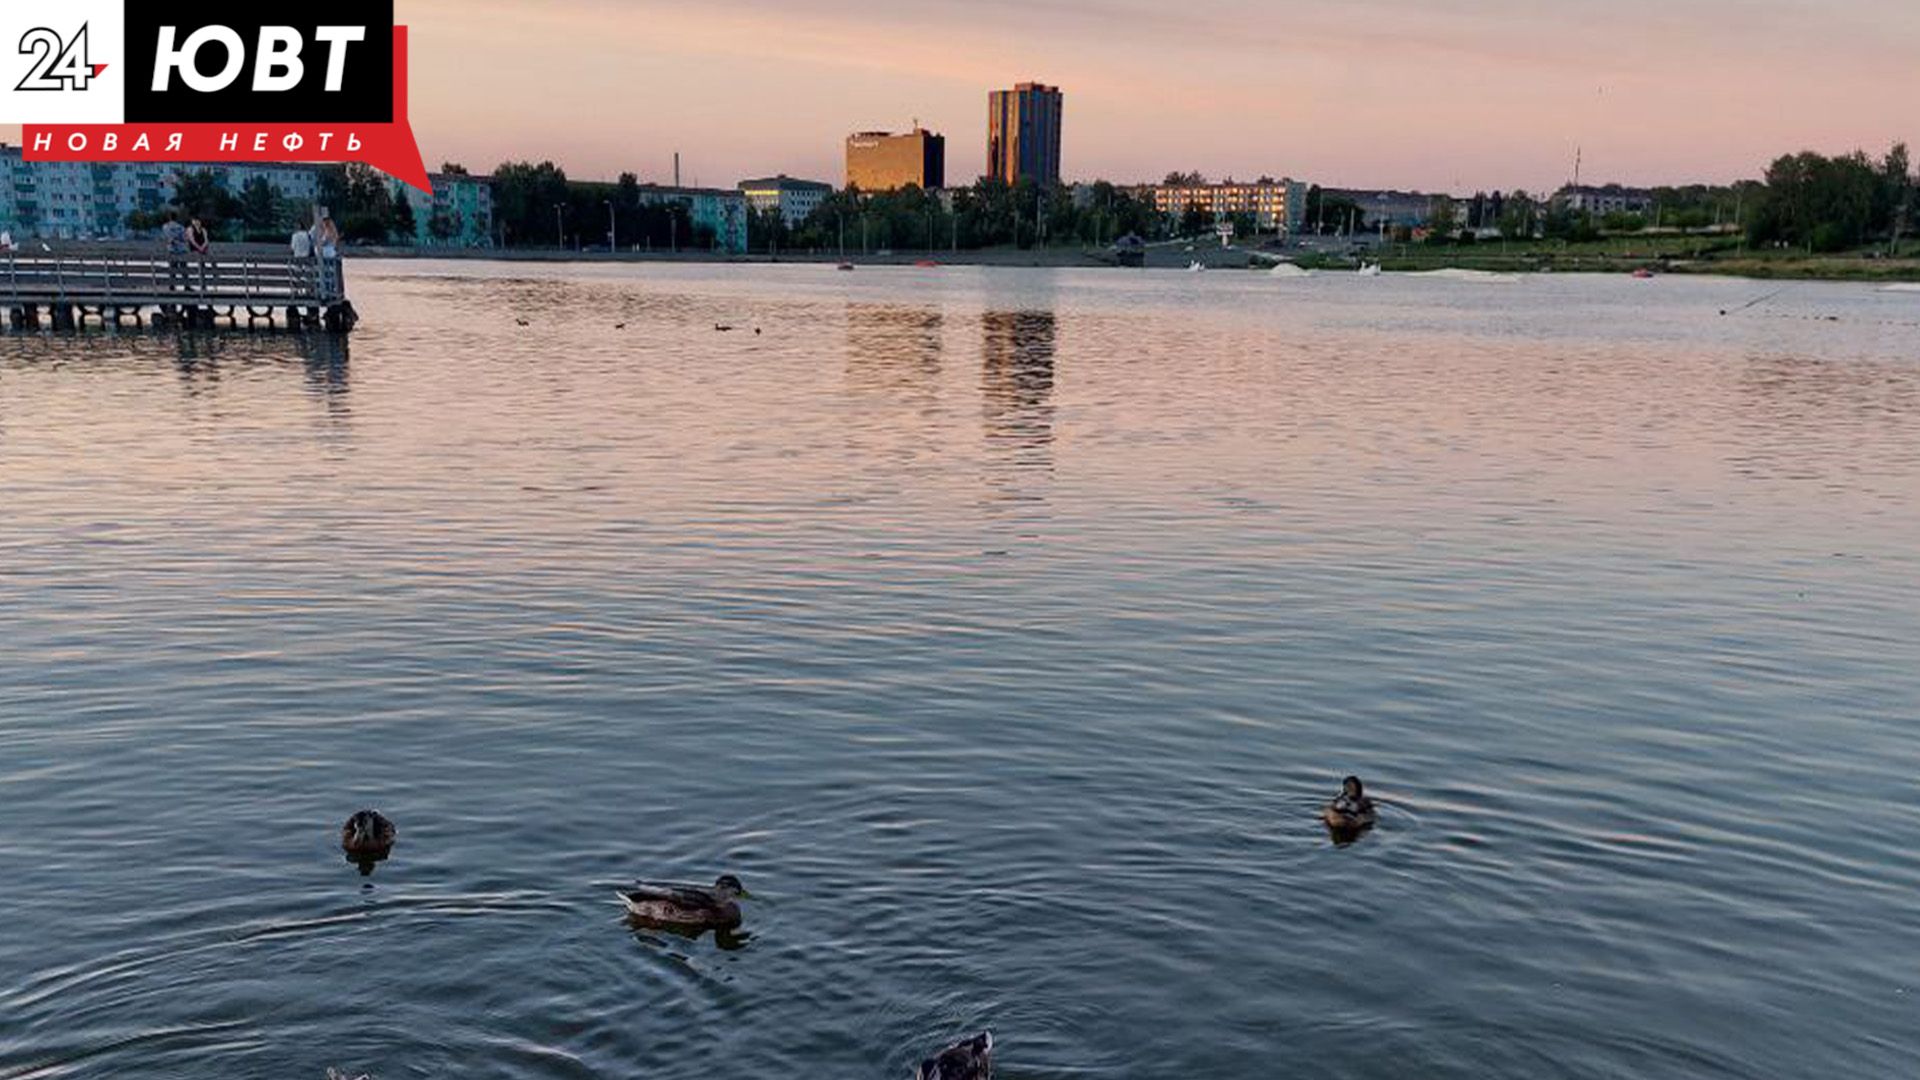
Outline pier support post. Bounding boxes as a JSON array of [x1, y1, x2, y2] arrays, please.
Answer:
[[322, 303, 358, 333]]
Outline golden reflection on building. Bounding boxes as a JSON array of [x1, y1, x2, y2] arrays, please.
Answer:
[[980, 309, 1056, 489]]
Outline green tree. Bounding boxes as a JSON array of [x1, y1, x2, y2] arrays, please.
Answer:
[[239, 176, 281, 237], [1178, 200, 1214, 237], [1498, 191, 1538, 239], [488, 160, 570, 247], [1318, 194, 1366, 235], [170, 169, 242, 235], [389, 184, 418, 244]]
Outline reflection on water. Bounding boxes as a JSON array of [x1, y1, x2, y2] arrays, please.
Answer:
[[2, 265, 1919, 1080], [845, 303, 944, 395], [626, 917, 753, 953], [1730, 352, 1920, 482], [980, 309, 1056, 485], [0, 327, 351, 403]]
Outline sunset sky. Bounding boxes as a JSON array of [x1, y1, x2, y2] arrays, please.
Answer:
[[399, 0, 1919, 192], [9, 1, 1919, 193]]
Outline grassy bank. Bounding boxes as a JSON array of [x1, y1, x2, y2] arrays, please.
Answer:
[[1291, 238, 1920, 281], [358, 239, 1920, 282]]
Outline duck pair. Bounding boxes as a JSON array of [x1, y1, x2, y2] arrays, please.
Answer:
[[607, 776, 1380, 931]]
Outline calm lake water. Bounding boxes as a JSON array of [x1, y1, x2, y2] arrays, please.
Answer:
[[3, 263, 1918, 1079]]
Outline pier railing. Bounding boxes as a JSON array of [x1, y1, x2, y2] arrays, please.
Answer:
[[1, 242, 352, 328]]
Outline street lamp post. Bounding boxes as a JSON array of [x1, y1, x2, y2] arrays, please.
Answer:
[[554, 205, 564, 249], [605, 200, 616, 253]]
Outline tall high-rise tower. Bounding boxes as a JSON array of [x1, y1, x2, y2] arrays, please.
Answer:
[[988, 83, 1063, 186]]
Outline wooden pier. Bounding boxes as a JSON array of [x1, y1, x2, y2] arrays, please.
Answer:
[[1, 243, 358, 332]]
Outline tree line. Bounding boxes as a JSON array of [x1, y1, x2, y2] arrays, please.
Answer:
[[117, 142, 1920, 258], [766, 179, 1164, 255], [126, 162, 468, 246], [1414, 144, 1914, 251], [1745, 145, 1912, 253]]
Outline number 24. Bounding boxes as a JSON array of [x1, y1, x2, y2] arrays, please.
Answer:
[[17, 25, 95, 92]]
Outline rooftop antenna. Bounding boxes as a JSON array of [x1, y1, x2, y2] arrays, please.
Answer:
[[674, 152, 681, 188], [1572, 146, 1582, 189]]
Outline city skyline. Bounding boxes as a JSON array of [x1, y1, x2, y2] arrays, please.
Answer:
[[389, 0, 1918, 191]]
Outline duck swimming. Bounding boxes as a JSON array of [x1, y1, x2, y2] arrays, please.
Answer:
[[340, 810, 396, 871], [1322, 776, 1377, 832], [617, 875, 750, 931], [917, 1032, 993, 1080]]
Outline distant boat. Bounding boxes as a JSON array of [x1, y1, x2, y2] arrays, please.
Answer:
[[1186, 260, 1206, 273], [1631, 268, 1655, 279], [1411, 268, 1520, 284], [914, 259, 939, 268], [1357, 263, 1382, 277], [836, 262, 855, 271]]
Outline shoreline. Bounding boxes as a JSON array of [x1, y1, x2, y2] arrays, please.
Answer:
[[351, 244, 1920, 283]]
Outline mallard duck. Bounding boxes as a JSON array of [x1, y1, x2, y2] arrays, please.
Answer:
[[917, 1032, 993, 1080], [340, 809, 396, 857], [616, 875, 750, 930], [1322, 776, 1377, 831]]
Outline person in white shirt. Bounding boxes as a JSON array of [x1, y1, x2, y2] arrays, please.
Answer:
[[308, 208, 342, 297]]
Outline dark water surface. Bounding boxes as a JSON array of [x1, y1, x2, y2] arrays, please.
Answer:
[[3, 264, 1918, 1079]]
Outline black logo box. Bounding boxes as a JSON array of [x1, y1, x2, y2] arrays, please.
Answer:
[[123, 0, 394, 123]]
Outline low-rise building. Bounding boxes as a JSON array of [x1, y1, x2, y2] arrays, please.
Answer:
[[0, 148, 496, 247], [738, 175, 832, 226], [1328, 189, 1439, 229], [635, 184, 748, 254], [222, 165, 322, 206], [0, 147, 330, 239], [0, 148, 99, 238], [1145, 178, 1307, 232], [1555, 184, 1655, 217], [396, 172, 497, 247]]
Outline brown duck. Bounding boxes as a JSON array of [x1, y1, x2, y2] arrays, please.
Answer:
[[1322, 776, 1378, 831], [340, 810, 396, 858], [616, 875, 751, 931], [917, 1032, 993, 1080]]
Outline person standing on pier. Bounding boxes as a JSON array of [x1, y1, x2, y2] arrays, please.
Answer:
[[161, 212, 189, 297], [310, 209, 342, 298], [185, 218, 211, 299]]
